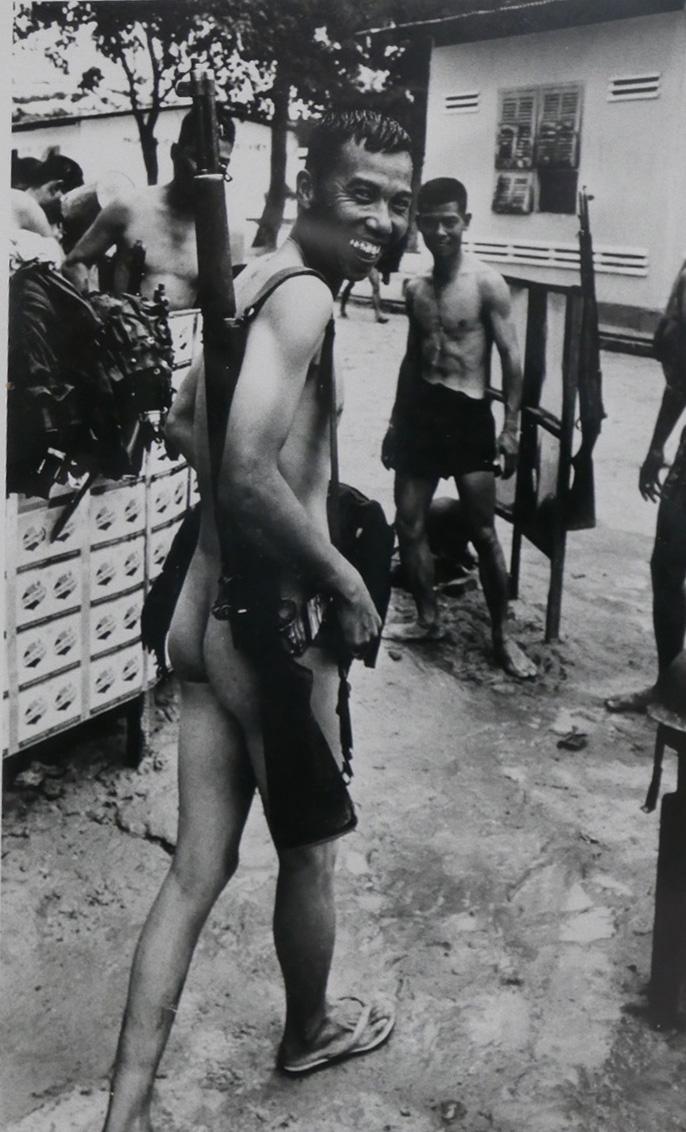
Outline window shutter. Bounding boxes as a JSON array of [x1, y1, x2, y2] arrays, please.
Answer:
[[495, 89, 537, 170], [535, 85, 581, 169], [492, 172, 534, 214]]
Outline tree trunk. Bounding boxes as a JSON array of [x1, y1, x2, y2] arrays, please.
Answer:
[[252, 65, 290, 250], [138, 120, 159, 186], [405, 35, 431, 253]]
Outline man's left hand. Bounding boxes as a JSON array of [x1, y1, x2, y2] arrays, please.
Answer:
[[497, 427, 519, 479]]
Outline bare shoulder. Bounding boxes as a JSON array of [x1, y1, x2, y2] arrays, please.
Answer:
[[11, 189, 51, 236], [98, 189, 137, 229], [473, 257, 512, 309], [405, 273, 431, 306], [239, 256, 333, 365], [261, 271, 333, 344]]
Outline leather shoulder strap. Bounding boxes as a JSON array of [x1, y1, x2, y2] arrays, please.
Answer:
[[241, 266, 326, 324]]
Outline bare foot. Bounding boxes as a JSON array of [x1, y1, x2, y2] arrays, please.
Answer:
[[496, 638, 536, 679], [383, 619, 447, 643], [278, 995, 395, 1076], [604, 686, 655, 713]]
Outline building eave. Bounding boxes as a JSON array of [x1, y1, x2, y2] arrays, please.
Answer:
[[364, 0, 685, 45]]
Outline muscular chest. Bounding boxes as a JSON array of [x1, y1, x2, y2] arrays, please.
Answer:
[[415, 277, 483, 340]]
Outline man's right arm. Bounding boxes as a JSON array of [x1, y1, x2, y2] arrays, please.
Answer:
[[62, 199, 129, 289], [640, 267, 686, 501], [221, 276, 380, 654], [639, 386, 686, 502]]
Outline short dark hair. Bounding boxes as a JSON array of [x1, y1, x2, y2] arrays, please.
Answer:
[[38, 154, 84, 191], [417, 177, 468, 215], [177, 105, 236, 150], [11, 155, 42, 190], [305, 108, 413, 183]]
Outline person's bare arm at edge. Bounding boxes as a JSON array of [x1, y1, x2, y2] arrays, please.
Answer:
[[483, 269, 523, 479], [165, 362, 200, 469], [381, 284, 421, 468], [11, 189, 53, 237], [221, 276, 381, 653], [640, 269, 686, 502], [62, 198, 129, 290]]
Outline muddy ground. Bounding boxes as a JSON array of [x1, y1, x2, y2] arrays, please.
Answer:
[[3, 304, 685, 1132]]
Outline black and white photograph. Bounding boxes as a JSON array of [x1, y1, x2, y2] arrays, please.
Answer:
[[3, 2, 686, 1129]]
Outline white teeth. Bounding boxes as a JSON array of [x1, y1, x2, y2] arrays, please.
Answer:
[[350, 239, 381, 255]]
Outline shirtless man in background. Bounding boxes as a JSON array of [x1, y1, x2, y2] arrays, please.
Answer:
[[63, 107, 235, 309], [382, 176, 535, 679], [101, 109, 414, 1132]]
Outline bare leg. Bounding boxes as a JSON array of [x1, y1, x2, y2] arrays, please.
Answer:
[[385, 471, 446, 640], [274, 837, 394, 1075], [103, 681, 255, 1132], [457, 470, 535, 678], [369, 267, 388, 323], [339, 279, 353, 318], [606, 490, 686, 712], [273, 648, 394, 1069]]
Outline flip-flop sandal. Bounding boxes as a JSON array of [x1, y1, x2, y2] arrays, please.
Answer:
[[278, 995, 396, 1076]]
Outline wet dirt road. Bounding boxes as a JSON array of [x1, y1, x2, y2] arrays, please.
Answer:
[[3, 307, 685, 1132]]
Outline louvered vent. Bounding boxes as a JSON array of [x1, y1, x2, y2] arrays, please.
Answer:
[[465, 238, 648, 276], [444, 90, 480, 113], [608, 74, 660, 102]]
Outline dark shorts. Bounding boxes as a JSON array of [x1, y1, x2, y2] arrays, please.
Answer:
[[661, 427, 686, 510], [391, 382, 497, 481]]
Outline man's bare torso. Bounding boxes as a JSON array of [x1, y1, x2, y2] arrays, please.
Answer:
[[192, 246, 334, 605], [410, 253, 496, 400], [113, 185, 198, 309]]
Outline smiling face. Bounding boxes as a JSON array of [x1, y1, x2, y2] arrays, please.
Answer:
[[299, 138, 413, 284], [417, 201, 471, 262]]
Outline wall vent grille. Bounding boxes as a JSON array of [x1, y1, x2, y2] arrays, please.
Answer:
[[444, 90, 480, 113], [465, 238, 648, 277], [608, 74, 660, 102]]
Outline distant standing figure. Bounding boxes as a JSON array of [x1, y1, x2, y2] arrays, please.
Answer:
[[63, 107, 236, 310], [339, 265, 388, 323], [606, 259, 686, 713], [381, 176, 535, 679]]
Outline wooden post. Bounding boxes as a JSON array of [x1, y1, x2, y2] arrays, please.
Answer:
[[545, 289, 582, 641], [510, 283, 547, 600]]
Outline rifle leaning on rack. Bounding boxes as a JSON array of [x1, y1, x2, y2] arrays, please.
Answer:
[[567, 187, 606, 530]]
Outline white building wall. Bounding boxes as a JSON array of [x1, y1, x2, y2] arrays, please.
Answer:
[[12, 106, 299, 257], [425, 11, 686, 314]]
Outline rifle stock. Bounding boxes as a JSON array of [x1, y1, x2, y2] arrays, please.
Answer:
[[567, 188, 605, 530]]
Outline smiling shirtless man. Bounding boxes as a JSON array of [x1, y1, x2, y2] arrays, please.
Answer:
[[382, 177, 535, 679], [63, 107, 235, 309], [101, 109, 414, 1132]]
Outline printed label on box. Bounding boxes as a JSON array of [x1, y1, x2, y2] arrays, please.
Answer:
[[18, 670, 82, 743], [17, 613, 82, 685]]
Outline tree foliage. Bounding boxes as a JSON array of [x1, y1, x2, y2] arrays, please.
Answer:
[[205, 0, 429, 247], [14, 1, 431, 244], [14, 1, 222, 184]]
